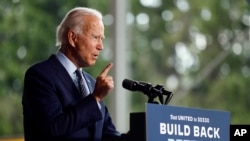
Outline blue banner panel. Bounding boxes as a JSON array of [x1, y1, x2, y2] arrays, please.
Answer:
[[146, 103, 230, 141], [230, 125, 250, 141]]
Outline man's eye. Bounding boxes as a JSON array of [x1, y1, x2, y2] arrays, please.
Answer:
[[92, 35, 104, 41]]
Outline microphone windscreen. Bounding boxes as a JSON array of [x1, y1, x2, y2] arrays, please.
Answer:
[[122, 79, 135, 90]]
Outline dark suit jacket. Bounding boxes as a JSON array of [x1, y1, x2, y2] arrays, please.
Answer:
[[22, 54, 121, 141]]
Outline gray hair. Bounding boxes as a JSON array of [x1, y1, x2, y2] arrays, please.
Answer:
[[56, 7, 103, 46]]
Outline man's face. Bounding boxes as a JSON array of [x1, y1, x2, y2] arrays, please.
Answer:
[[73, 16, 105, 67]]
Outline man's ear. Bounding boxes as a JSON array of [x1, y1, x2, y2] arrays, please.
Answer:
[[68, 30, 77, 47]]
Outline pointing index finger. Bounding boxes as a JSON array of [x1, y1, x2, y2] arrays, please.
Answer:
[[100, 63, 113, 77]]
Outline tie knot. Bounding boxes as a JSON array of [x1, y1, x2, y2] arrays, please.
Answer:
[[75, 69, 83, 78], [75, 68, 81, 73]]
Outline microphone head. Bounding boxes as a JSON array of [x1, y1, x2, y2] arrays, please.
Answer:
[[122, 79, 137, 91]]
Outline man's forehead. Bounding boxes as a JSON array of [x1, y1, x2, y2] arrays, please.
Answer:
[[83, 17, 104, 33]]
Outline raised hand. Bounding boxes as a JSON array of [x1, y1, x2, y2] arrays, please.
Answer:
[[93, 63, 114, 102]]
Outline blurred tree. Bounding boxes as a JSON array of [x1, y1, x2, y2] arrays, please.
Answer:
[[128, 0, 250, 125], [1, 0, 250, 137]]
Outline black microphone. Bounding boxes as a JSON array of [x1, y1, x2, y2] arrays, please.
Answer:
[[122, 79, 153, 95], [122, 79, 173, 105]]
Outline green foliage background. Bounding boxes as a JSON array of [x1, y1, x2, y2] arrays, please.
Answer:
[[1, 0, 250, 137]]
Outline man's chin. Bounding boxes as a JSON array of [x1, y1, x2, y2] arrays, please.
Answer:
[[88, 61, 96, 67]]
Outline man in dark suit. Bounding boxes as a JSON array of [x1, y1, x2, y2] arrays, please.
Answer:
[[22, 7, 122, 141]]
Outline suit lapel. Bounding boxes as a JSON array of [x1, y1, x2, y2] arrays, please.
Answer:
[[82, 71, 94, 93], [48, 55, 80, 98]]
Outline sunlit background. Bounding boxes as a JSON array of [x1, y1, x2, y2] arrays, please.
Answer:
[[1, 0, 250, 140]]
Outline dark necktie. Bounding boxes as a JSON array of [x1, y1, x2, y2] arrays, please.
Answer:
[[75, 69, 88, 97]]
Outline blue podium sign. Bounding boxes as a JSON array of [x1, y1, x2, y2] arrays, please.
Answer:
[[146, 103, 230, 141]]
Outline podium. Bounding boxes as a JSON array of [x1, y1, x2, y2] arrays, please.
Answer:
[[126, 103, 230, 141]]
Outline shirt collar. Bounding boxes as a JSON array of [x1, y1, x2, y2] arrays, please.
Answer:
[[56, 51, 77, 78]]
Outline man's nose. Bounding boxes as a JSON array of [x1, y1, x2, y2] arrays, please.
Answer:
[[97, 41, 104, 50]]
